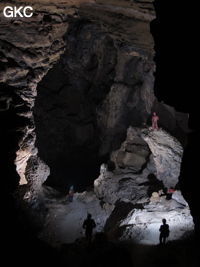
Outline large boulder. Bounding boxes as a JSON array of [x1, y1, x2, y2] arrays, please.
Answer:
[[141, 127, 183, 189], [94, 126, 194, 244], [111, 127, 150, 172], [118, 198, 193, 244]]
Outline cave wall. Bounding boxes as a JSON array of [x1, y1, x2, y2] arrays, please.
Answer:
[[33, 17, 157, 188], [0, 0, 157, 231], [0, 0, 191, 231], [33, 11, 189, 190], [0, 0, 157, 191], [0, 1, 69, 192]]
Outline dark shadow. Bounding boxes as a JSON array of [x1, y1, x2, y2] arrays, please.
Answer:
[[151, 0, 200, 240], [0, 82, 66, 265], [60, 232, 198, 267], [0, 83, 26, 236], [61, 232, 133, 267], [139, 173, 165, 197], [104, 201, 135, 239]]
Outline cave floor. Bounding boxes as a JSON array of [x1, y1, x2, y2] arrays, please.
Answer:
[[38, 189, 110, 247], [35, 188, 199, 267]]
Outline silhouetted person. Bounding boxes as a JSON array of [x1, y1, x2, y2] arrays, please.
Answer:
[[159, 218, 169, 245], [83, 213, 96, 243], [151, 112, 159, 130]]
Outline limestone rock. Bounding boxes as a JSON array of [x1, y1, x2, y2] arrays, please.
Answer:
[[25, 155, 50, 196], [0, 0, 194, 251], [93, 125, 194, 245], [172, 190, 188, 206], [111, 127, 150, 172], [94, 167, 149, 205], [100, 163, 108, 174], [0, 0, 188, 196], [141, 127, 183, 188], [95, 126, 184, 206], [119, 206, 193, 244], [149, 192, 160, 203]]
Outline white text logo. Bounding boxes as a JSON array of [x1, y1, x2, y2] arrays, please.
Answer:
[[3, 6, 33, 18]]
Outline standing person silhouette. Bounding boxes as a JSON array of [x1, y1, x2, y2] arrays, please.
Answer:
[[159, 218, 169, 245], [151, 112, 159, 130], [83, 213, 96, 244]]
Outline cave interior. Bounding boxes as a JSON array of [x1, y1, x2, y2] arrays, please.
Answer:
[[0, 0, 200, 265]]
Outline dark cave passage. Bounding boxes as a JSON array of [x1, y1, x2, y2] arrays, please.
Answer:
[[33, 18, 155, 192], [33, 58, 103, 191], [33, 20, 117, 191]]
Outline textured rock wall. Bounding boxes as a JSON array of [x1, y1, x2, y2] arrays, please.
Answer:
[[31, 1, 157, 189], [142, 127, 183, 188], [0, 0, 191, 233], [93, 127, 194, 244], [0, 0, 156, 193], [0, 3, 68, 192], [0, 0, 157, 230], [33, 15, 188, 189], [94, 126, 184, 204]]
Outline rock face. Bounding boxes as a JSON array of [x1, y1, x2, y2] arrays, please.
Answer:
[[37, 124, 193, 246], [95, 126, 183, 201], [0, 1, 68, 192], [141, 127, 183, 189], [0, 0, 194, 246], [93, 127, 193, 244], [119, 203, 193, 244], [110, 127, 151, 171], [33, 17, 157, 186], [0, 0, 188, 190], [33, 15, 188, 188]]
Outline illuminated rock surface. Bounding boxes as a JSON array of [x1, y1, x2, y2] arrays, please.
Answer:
[[37, 128, 193, 247]]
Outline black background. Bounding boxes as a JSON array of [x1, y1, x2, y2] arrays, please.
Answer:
[[152, 0, 200, 236]]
